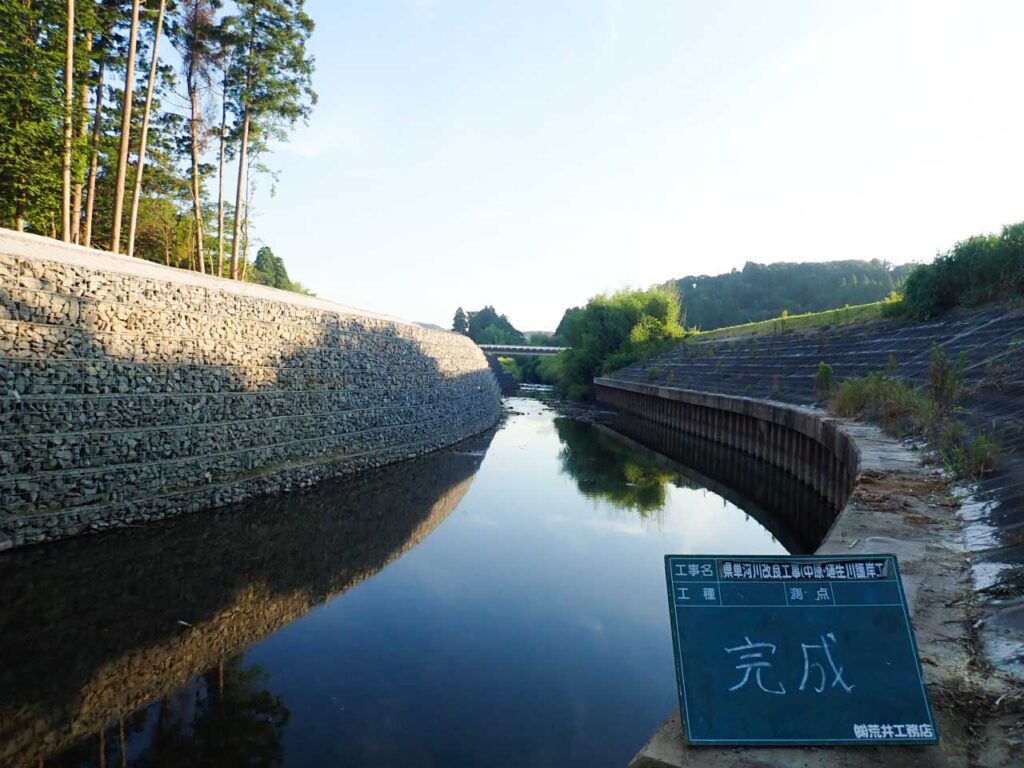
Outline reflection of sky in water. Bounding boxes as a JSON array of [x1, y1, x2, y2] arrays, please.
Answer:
[[42, 397, 787, 768], [251, 398, 785, 766]]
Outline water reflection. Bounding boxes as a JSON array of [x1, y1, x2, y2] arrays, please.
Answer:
[[596, 415, 837, 554], [48, 658, 289, 768], [554, 418, 685, 516], [1, 400, 827, 768], [0, 432, 492, 768]]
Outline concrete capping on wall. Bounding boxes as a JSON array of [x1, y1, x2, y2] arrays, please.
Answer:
[[594, 377, 860, 511], [0, 227, 406, 324]]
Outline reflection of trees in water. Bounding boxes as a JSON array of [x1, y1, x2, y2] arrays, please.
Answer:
[[2, 431, 493, 768], [554, 417, 686, 516], [47, 658, 289, 768]]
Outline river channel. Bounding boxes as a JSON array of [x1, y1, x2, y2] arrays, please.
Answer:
[[0, 396, 835, 767]]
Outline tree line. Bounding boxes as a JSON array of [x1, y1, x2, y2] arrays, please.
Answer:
[[451, 305, 527, 345], [0, 0, 315, 288], [897, 222, 1024, 319], [661, 259, 912, 331]]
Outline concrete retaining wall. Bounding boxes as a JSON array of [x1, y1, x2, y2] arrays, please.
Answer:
[[0, 228, 501, 549], [594, 378, 858, 512]]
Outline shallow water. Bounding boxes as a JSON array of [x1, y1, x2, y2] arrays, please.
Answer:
[[2, 397, 831, 768]]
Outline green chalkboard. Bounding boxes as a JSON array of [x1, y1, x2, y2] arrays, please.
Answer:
[[664, 554, 938, 745]]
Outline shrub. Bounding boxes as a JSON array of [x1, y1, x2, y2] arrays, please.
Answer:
[[880, 292, 905, 318], [830, 367, 999, 479], [829, 373, 929, 435], [900, 222, 1024, 319]]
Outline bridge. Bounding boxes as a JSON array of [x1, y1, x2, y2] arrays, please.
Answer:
[[478, 344, 567, 356]]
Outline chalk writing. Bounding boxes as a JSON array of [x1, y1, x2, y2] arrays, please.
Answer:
[[724, 637, 786, 695], [724, 632, 854, 696], [799, 632, 854, 693]]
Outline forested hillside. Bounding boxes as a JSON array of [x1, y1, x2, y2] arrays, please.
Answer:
[[663, 260, 913, 330], [0, 0, 314, 291]]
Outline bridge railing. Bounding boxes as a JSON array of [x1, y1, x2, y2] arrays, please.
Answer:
[[478, 344, 568, 356]]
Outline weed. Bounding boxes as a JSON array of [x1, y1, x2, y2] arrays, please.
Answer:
[[927, 344, 963, 407], [829, 373, 929, 435], [830, 362, 998, 480], [943, 432, 1000, 479], [814, 362, 835, 400]]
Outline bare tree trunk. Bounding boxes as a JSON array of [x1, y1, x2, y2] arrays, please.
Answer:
[[216, 79, 227, 277], [126, 0, 166, 259], [15, 203, 25, 232], [229, 108, 250, 279], [72, 30, 93, 243], [188, 83, 205, 272], [230, 12, 256, 280], [109, 0, 141, 253], [61, 0, 75, 242], [83, 57, 104, 247], [240, 168, 253, 281]]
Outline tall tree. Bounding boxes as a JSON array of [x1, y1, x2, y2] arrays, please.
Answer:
[[70, 27, 93, 242], [452, 307, 468, 334], [227, 0, 316, 279], [81, 52, 104, 247], [0, 0, 64, 231], [61, 0, 75, 242], [126, 0, 167, 259], [174, 0, 219, 273], [109, 0, 141, 253], [216, 64, 229, 276]]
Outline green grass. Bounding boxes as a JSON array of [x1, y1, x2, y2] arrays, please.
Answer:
[[828, 366, 1000, 481], [829, 372, 933, 435], [689, 300, 892, 341]]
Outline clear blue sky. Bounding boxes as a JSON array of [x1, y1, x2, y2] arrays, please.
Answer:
[[253, 1, 1024, 331]]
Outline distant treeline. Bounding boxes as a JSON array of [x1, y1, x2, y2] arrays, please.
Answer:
[[662, 260, 913, 331], [461, 222, 1024, 400]]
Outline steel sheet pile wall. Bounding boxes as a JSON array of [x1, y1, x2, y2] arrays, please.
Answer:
[[594, 378, 858, 510]]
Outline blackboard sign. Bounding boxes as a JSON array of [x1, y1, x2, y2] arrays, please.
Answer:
[[664, 554, 938, 745]]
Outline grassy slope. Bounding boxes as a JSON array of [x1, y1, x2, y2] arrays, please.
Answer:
[[689, 300, 888, 341]]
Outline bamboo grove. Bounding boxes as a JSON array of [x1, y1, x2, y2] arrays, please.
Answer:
[[0, 0, 316, 281]]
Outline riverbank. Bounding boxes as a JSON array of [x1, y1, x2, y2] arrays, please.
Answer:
[[627, 410, 1023, 767]]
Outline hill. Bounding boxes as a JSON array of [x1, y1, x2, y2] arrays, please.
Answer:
[[662, 260, 913, 331]]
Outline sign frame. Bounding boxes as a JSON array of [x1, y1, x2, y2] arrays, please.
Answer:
[[664, 553, 939, 746]]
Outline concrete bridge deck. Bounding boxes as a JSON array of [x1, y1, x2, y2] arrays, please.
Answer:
[[478, 344, 567, 356]]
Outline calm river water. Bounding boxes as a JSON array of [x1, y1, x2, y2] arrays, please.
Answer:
[[1, 396, 834, 768]]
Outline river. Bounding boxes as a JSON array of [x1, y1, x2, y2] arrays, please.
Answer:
[[0, 396, 834, 767]]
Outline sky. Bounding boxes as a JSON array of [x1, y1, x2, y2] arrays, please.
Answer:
[[252, 1, 1024, 331]]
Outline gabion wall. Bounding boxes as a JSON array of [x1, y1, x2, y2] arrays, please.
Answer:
[[0, 230, 500, 549]]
